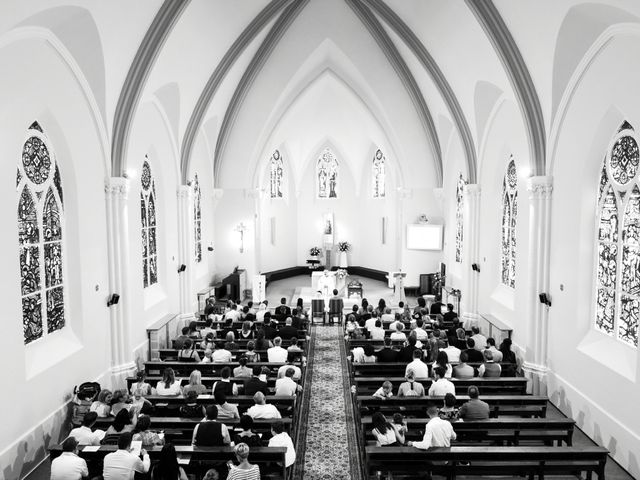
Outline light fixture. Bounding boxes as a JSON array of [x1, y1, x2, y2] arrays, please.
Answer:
[[177, 264, 186, 273], [472, 263, 480, 272], [539, 293, 551, 307]]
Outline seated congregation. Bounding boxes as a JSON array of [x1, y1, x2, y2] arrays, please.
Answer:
[[52, 297, 307, 480], [343, 296, 607, 479]]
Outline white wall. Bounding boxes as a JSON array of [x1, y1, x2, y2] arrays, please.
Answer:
[[0, 37, 111, 478], [547, 35, 640, 478]]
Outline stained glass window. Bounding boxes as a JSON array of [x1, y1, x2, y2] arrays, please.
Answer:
[[372, 149, 386, 198], [317, 148, 338, 198], [17, 122, 65, 344], [455, 173, 466, 263], [193, 174, 202, 263], [500, 158, 517, 288], [141, 158, 158, 287], [269, 150, 283, 198], [594, 123, 640, 347]]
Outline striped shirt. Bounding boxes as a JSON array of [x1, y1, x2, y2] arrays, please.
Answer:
[[227, 464, 260, 480]]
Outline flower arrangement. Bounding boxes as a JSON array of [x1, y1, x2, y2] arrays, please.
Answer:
[[309, 246, 321, 256], [418, 214, 429, 224], [337, 241, 351, 252], [336, 268, 348, 279]]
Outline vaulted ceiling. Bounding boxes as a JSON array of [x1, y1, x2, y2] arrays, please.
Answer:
[[4, 0, 640, 188]]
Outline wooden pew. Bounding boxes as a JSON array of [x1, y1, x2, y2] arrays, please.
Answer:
[[365, 446, 607, 480], [157, 348, 305, 362], [357, 395, 548, 418], [126, 375, 281, 392], [361, 417, 575, 446], [351, 362, 517, 378], [353, 376, 528, 395], [93, 417, 293, 443], [50, 444, 288, 479], [144, 361, 299, 377], [137, 395, 296, 416]]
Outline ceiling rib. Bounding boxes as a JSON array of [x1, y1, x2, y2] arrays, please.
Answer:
[[112, 0, 189, 177], [346, 0, 442, 185], [180, 0, 292, 184], [363, 0, 478, 183], [213, 0, 310, 186], [466, 0, 546, 176]]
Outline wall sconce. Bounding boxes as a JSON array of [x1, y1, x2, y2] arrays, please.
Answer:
[[472, 263, 480, 272], [207, 242, 214, 252], [539, 293, 551, 307], [235, 222, 247, 253], [107, 294, 120, 307], [177, 264, 186, 273]]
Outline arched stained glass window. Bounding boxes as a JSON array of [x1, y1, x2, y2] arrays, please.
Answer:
[[595, 123, 640, 347], [455, 173, 466, 263], [372, 149, 386, 198], [141, 158, 158, 287], [17, 121, 65, 344], [269, 150, 283, 198], [317, 148, 338, 199], [193, 174, 202, 263], [501, 157, 517, 288]]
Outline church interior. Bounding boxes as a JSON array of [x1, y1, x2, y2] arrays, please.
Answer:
[[2, 0, 640, 478]]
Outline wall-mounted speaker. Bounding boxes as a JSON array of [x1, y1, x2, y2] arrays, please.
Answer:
[[177, 264, 187, 273], [471, 263, 480, 272], [107, 294, 120, 307], [539, 293, 551, 307]]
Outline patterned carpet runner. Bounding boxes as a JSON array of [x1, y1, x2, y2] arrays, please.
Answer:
[[293, 325, 362, 479]]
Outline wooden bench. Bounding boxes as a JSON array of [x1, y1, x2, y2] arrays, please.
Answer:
[[158, 348, 305, 362], [351, 362, 518, 378], [353, 376, 528, 395], [357, 395, 548, 418], [361, 417, 575, 446], [144, 361, 299, 377], [365, 446, 607, 480], [136, 395, 296, 416], [93, 416, 293, 442], [126, 375, 282, 393], [50, 444, 288, 479]]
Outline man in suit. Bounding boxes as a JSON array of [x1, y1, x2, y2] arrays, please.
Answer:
[[376, 337, 399, 362], [443, 303, 458, 324], [328, 289, 344, 325], [278, 317, 299, 343], [464, 338, 484, 363], [244, 367, 269, 396], [398, 336, 418, 363], [276, 297, 291, 318], [262, 313, 278, 340]]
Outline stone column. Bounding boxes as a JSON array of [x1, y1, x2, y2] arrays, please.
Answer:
[[104, 178, 136, 382], [397, 187, 412, 270], [461, 184, 481, 325], [177, 185, 195, 319], [522, 176, 553, 395]]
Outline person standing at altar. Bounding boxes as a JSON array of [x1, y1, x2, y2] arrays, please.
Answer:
[[317, 270, 332, 297], [393, 271, 406, 305]]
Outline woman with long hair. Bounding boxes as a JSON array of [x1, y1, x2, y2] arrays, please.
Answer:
[[244, 341, 260, 362], [254, 329, 272, 350], [151, 443, 188, 480], [156, 368, 182, 396], [183, 369, 207, 396], [226, 443, 260, 480], [371, 412, 401, 446], [432, 350, 453, 378], [177, 339, 200, 363], [103, 409, 136, 444]]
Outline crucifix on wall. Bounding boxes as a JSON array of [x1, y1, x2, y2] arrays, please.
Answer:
[[235, 222, 247, 253]]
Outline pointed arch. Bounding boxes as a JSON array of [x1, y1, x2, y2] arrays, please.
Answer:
[[17, 122, 65, 344], [501, 157, 517, 288], [141, 159, 158, 287], [595, 123, 640, 347]]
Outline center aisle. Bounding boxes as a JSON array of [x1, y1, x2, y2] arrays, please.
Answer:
[[292, 325, 362, 480]]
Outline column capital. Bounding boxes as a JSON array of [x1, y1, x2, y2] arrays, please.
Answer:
[[397, 187, 412, 199], [177, 185, 192, 199], [104, 177, 129, 198], [527, 176, 553, 199], [463, 183, 481, 198]]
